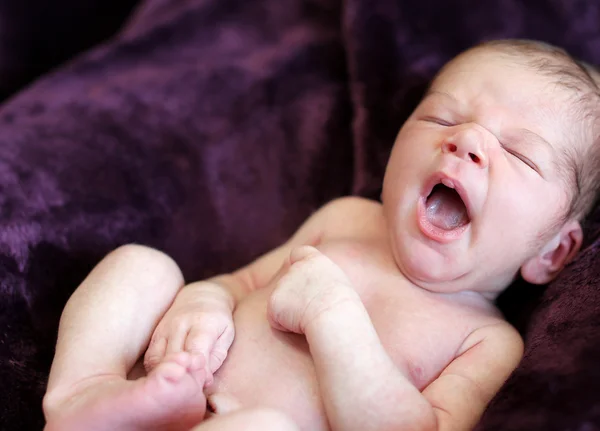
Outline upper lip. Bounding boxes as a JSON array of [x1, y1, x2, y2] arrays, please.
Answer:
[[422, 172, 473, 221]]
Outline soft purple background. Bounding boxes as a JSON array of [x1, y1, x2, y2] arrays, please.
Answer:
[[1, 0, 599, 430]]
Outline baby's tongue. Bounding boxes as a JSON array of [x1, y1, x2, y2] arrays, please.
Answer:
[[425, 185, 469, 230]]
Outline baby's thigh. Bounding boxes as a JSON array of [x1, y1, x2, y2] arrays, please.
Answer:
[[193, 408, 299, 431]]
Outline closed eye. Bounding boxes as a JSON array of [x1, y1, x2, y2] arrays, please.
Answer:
[[422, 117, 455, 127], [505, 148, 539, 173]]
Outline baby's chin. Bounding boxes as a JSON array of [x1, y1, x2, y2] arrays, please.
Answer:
[[402, 267, 470, 294], [392, 242, 473, 292], [396, 250, 514, 298]]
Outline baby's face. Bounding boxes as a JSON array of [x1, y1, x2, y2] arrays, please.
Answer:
[[382, 48, 582, 296]]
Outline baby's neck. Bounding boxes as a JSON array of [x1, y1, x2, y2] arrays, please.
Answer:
[[392, 260, 500, 306]]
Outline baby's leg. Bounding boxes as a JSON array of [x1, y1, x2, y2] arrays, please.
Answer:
[[43, 244, 206, 431], [194, 408, 299, 431]]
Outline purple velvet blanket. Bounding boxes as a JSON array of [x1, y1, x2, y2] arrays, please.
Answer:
[[1, 0, 600, 430]]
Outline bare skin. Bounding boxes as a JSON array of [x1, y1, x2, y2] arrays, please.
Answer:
[[44, 351, 299, 431], [202, 200, 522, 431], [44, 353, 207, 431], [44, 44, 592, 431], [44, 199, 523, 431], [42, 245, 298, 431]]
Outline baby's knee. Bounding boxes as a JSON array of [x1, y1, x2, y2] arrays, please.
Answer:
[[106, 244, 183, 284]]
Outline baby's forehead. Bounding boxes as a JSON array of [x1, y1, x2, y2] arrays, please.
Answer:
[[431, 48, 585, 125], [435, 47, 544, 86], [438, 45, 597, 104]]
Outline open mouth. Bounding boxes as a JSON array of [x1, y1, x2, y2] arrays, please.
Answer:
[[425, 183, 470, 231]]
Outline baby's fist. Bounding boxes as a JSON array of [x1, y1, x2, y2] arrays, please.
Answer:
[[267, 246, 358, 334]]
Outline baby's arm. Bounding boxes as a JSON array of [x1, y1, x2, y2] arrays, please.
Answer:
[[269, 246, 523, 431], [422, 322, 523, 430], [269, 246, 435, 431], [145, 198, 365, 373]]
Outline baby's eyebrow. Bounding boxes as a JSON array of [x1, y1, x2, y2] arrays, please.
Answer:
[[517, 128, 553, 150], [423, 90, 459, 104]]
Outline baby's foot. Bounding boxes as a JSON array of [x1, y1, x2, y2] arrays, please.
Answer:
[[44, 352, 207, 431]]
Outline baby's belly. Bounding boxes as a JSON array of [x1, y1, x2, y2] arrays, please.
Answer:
[[209, 286, 329, 430]]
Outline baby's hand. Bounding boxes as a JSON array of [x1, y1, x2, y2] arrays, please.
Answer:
[[268, 246, 360, 334], [144, 282, 234, 382]]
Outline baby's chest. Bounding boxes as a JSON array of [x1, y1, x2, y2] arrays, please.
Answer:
[[318, 242, 489, 389], [366, 291, 474, 389]]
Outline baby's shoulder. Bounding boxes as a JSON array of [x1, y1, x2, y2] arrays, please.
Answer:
[[312, 196, 385, 239], [318, 196, 382, 216], [286, 197, 384, 253], [459, 319, 524, 362]]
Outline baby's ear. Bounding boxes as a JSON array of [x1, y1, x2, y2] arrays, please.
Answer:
[[520, 220, 583, 285]]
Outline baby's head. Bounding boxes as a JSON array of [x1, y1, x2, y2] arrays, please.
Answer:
[[382, 39, 600, 298]]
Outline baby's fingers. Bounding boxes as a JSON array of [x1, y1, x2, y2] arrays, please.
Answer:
[[208, 325, 235, 373], [185, 325, 234, 373], [144, 336, 166, 371], [165, 325, 189, 355], [184, 328, 216, 361]]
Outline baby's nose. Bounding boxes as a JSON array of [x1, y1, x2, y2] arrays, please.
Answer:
[[442, 125, 489, 168]]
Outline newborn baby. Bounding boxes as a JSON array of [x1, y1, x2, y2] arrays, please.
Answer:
[[43, 39, 600, 431]]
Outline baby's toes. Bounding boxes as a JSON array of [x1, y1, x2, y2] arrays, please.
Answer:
[[152, 352, 193, 383]]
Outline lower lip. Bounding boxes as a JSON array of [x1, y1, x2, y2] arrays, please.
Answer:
[[417, 196, 470, 243]]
